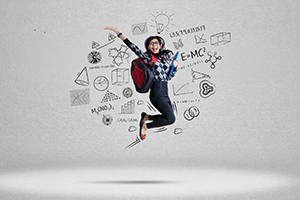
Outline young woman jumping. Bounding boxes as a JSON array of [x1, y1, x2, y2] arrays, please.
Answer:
[[104, 25, 178, 141]]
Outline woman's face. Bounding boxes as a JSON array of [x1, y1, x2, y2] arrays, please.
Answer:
[[147, 38, 161, 54]]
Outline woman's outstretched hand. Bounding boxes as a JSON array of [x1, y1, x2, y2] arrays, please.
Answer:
[[173, 60, 178, 68], [104, 25, 119, 34]]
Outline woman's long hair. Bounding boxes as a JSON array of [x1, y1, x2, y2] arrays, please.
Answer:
[[144, 36, 173, 63]]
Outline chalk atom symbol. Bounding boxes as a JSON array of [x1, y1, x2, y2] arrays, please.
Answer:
[[199, 80, 216, 98]]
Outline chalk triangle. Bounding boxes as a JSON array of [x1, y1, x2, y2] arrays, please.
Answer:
[[108, 33, 116, 41], [101, 90, 120, 103], [191, 69, 210, 82], [74, 67, 89, 86]]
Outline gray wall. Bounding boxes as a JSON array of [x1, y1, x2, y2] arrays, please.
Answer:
[[1, 0, 300, 172]]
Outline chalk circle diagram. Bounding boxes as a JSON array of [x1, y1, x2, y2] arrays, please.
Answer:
[[74, 67, 89, 86], [183, 106, 200, 121], [93, 76, 109, 91], [199, 80, 216, 98], [87, 51, 102, 64], [102, 114, 113, 126], [122, 87, 133, 98]]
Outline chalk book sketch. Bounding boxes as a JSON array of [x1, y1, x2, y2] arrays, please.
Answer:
[[199, 80, 216, 98], [172, 83, 193, 96], [74, 67, 89, 86], [70, 89, 90, 106], [93, 76, 109, 91], [194, 34, 207, 44], [150, 10, 174, 34], [108, 44, 131, 66], [210, 32, 231, 46], [131, 22, 148, 35], [101, 90, 121, 103], [111, 68, 129, 85]]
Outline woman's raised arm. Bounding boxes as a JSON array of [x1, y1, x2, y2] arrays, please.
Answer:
[[104, 25, 126, 41]]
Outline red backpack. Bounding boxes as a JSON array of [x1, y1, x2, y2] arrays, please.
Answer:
[[131, 53, 157, 93]]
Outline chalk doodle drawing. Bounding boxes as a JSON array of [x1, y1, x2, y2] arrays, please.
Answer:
[[74, 67, 89, 86], [183, 106, 200, 121], [111, 68, 129, 85], [199, 80, 216, 98], [122, 87, 133, 98], [87, 51, 102, 64], [210, 32, 231, 46], [194, 34, 207, 44], [125, 135, 141, 149], [172, 83, 193, 96], [128, 125, 137, 132], [93, 76, 109, 92], [173, 38, 184, 49], [150, 10, 174, 34], [174, 128, 183, 135], [102, 114, 113, 126], [101, 90, 121, 103], [191, 68, 210, 82], [120, 100, 135, 114], [131, 22, 148, 35], [108, 44, 131, 66], [137, 100, 144, 105], [154, 127, 167, 133], [70, 89, 90, 106], [93, 33, 116, 50], [205, 51, 222, 69]]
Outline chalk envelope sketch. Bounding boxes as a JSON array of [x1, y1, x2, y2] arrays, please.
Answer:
[[70, 89, 90, 106], [172, 83, 193, 96], [74, 67, 89, 86], [131, 22, 148, 35], [210, 32, 231, 46]]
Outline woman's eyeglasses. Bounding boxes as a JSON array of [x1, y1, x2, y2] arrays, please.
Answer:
[[149, 41, 160, 46]]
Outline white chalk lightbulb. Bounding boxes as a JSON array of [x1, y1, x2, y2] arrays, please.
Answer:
[[155, 14, 170, 34]]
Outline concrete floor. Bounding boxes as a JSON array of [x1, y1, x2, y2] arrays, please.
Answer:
[[0, 166, 299, 200]]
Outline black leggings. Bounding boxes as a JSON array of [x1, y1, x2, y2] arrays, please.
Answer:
[[146, 81, 175, 129]]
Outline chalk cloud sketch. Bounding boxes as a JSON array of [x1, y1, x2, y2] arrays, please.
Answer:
[[199, 80, 216, 98], [70, 89, 90, 106], [74, 67, 89, 86], [93, 76, 109, 91], [174, 128, 183, 135], [128, 126, 137, 132], [131, 22, 148, 35], [210, 32, 231, 46], [150, 10, 174, 34], [205, 51, 222, 69]]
